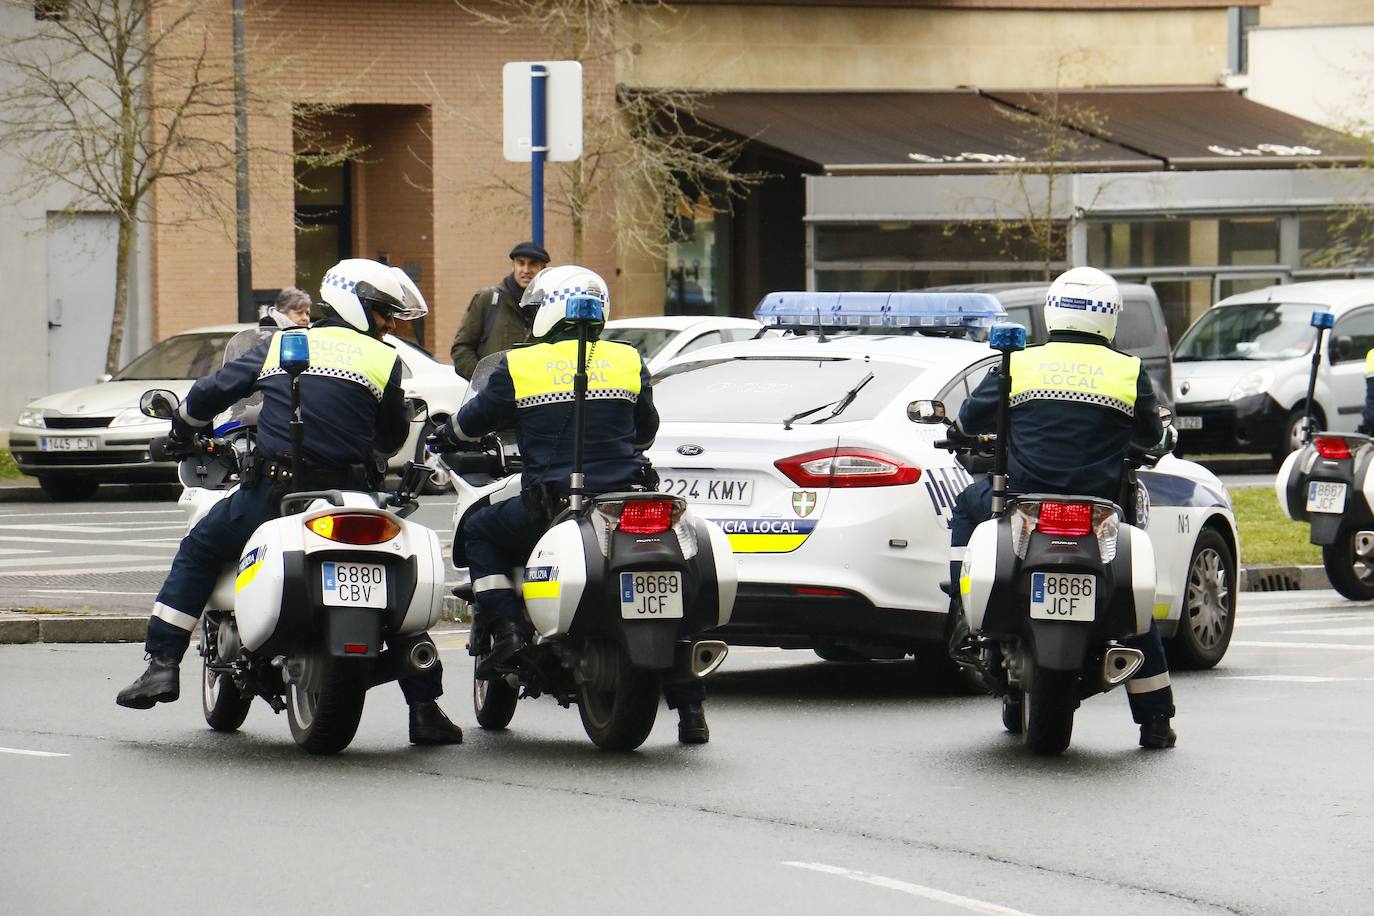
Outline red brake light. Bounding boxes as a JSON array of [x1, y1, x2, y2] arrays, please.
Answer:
[[774, 448, 921, 488], [1037, 502, 1093, 536], [1314, 436, 1352, 460], [618, 499, 675, 534], [343, 643, 370, 655], [307, 513, 401, 544], [794, 586, 851, 597]]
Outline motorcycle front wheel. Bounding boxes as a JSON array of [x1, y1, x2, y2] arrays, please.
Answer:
[[473, 669, 518, 730], [1022, 664, 1078, 755], [1323, 526, 1374, 601], [286, 653, 367, 755], [577, 639, 661, 751], [202, 656, 251, 733]]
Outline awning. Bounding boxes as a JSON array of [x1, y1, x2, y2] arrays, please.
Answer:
[[692, 88, 1366, 175]]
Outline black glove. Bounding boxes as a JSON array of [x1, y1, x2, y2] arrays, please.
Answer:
[[426, 421, 472, 454], [149, 430, 193, 462]]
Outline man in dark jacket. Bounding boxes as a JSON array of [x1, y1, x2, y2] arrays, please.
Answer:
[[449, 241, 549, 377], [949, 267, 1177, 749], [115, 259, 463, 746]]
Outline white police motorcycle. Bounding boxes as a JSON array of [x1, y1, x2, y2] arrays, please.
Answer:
[[1275, 310, 1374, 599], [140, 328, 447, 755], [917, 323, 1165, 754], [438, 312, 736, 751]]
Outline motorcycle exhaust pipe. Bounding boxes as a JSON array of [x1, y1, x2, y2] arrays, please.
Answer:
[[1103, 645, 1145, 688], [408, 640, 438, 672], [689, 640, 729, 678]]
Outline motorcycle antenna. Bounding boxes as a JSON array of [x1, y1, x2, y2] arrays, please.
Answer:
[[278, 329, 312, 490], [1303, 310, 1335, 446], [564, 294, 606, 511], [988, 322, 1027, 516]]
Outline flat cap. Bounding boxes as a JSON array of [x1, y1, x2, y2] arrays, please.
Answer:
[[509, 241, 550, 262]]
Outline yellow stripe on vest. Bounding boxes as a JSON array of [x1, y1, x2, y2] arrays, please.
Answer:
[[1008, 342, 1140, 417], [507, 339, 642, 407], [1365, 348, 1374, 378]]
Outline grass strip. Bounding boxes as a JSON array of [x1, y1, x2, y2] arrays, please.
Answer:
[[1228, 485, 1322, 567]]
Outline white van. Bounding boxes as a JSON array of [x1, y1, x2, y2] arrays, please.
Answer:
[[1172, 279, 1374, 464]]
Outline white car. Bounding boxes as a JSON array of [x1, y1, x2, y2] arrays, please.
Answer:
[[602, 315, 762, 373], [9, 323, 465, 500], [645, 295, 1240, 672]]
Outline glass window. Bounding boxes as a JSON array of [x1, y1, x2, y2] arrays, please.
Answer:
[[115, 333, 237, 381], [1219, 217, 1279, 266], [937, 359, 997, 419], [666, 192, 731, 316], [1087, 220, 1194, 269], [1173, 303, 1318, 362], [1002, 305, 1042, 343], [1149, 279, 1213, 344], [601, 327, 678, 362], [816, 268, 1052, 293], [1332, 308, 1374, 365], [677, 331, 723, 356], [1299, 213, 1374, 269], [1114, 296, 1162, 351], [815, 222, 1066, 265], [653, 357, 923, 424]]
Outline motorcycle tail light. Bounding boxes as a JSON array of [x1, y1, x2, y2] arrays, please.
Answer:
[[775, 448, 921, 488], [344, 643, 370, 655], [1037, 502, 1093, 536], [1010, 503, 1039, 559], [1314, 436, 1352, 460], [307, 513, 401, 544], [595, 497, 686, 535], [1091, 505, 1121, 564]]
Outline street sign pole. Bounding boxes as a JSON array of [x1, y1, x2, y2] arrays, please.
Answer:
[[530, 64, 548, 247]]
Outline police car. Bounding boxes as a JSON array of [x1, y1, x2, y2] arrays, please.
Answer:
[[646, 293, 1240, 671]]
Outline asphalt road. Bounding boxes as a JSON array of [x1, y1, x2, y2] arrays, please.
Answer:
[[3, 589, 1373, 915]]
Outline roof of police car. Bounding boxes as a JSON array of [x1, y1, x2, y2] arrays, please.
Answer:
[[653, 329, 997, 376], [1215, 278, 1374, 312]]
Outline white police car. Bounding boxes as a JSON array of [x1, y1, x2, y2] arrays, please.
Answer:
[[646, 293, 1240, 672]]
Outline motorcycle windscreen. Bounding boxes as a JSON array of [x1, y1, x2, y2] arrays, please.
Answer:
[[213, 328, 273, 434], [458, 350, 520, 451]]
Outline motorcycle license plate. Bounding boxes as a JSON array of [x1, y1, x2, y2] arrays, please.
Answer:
[[619, 571, 684, 619], [321, 561, 387, 608], [1306, 481, 1348, 514], [1029, 572, 1095, 622], [40, 436, 97, 451]]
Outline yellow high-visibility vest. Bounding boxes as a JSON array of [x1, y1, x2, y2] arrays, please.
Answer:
[[1008, 341, 1140, 417], [506, 339, 642, 408], [260, 326, 398, 401]]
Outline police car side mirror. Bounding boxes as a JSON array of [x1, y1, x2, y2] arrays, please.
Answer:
[[139, 389, 180, 420], [907, 400, 948, 424]]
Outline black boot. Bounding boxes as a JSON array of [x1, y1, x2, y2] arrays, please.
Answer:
[[677, 702, 709, 745], [115, 654, 180, 709], [475, 619, 523, 678], [1139, 717, 1178, 749], [409, 701, 464, 745]]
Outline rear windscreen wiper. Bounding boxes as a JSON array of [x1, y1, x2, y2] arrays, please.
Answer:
[[782, 372, 875, 430]]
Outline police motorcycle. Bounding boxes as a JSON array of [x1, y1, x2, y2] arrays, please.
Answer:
[[913, 323, 1169, 754], [1275, 311, 1374, 599], [437, 302, 736, 752], [140, 328, 447, 755]]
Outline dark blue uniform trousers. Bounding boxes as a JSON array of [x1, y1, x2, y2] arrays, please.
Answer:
[[145, 481, 442, 704], [950, 478, 1175, 724], [463, 495, 706, 709]]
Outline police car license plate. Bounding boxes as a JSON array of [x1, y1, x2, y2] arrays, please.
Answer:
[[322, 561, 387, 608], [619, 571, 683, 619], [1175, 416, 1203, 430], [658, 474, 753, 506], [1306, 481, 1348, 514], [40, 436, 97, 451], [1029, 572, 1096, 622]]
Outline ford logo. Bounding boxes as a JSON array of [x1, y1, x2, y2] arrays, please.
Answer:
[[676, 444, 704, 456]]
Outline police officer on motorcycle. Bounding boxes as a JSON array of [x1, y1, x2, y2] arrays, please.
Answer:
[[429, 265, 711, 744], [948, 267, 1177, 749], [116, 258, 464, 746]]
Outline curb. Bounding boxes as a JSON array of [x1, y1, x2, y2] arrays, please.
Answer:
[[1240, 564, 1332, 592], [0, 597, 472, 645], [0, 485, 45, 502]]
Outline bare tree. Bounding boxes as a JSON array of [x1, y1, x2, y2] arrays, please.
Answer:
[[449, 0, 763, 263], [0, 0, 349, 373]]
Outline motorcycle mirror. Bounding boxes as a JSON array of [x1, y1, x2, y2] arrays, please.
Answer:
[[139, 389, 180, 419], [407, 397, 430, 420], [907, 399, 948, 424], [1157, 405, 1174, 427]]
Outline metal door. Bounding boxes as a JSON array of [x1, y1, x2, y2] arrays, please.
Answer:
[[46, 212, 118, 392]]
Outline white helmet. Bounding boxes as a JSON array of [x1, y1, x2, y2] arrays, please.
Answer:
[[1044, 267, 1122, 341], [521, 265, 611, 340], [319, 258, 423, 332]]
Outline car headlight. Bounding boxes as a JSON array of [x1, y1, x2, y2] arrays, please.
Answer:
[[15, 408, 44, 428], [1228, 369, 1274, 402], [110, 406, 160, 427]]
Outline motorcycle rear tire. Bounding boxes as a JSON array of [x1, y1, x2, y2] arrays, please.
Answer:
[[473, 670, 518, 730], [202, 655, 251, 733], [286, 654, 367, 755], [577, 641, 661, 752], [1023, 667, 1078, 755], [1323, 527, 1374, 601], [1001, 691, 1023, 734]]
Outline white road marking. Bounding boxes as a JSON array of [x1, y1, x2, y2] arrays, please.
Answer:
[[22, 588, 157, 597], [1240, 613, 1374, 627], [1219, 675, 1374, 683], [0, 554, 159, 570], [0, 535, 176, 551], [0, 564, 170, 578], [1276, 626, 1374, 637], [0, 549, 45, 557], [782, 862, 1035, 916], [0, 747, 69, 758], [1231, 640, 1374, 652], [0, 509, 181, 520], [0, 524, 185, 534]]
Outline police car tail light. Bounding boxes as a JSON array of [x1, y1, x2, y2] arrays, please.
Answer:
[[774, 448, 921, 488], [307, 513, 401, 544], [1314, 435, 1353, 460]]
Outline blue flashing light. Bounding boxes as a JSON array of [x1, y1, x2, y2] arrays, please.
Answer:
[[279, 329, 310, 375], [565, 295, 605, 323], [753, 291, 1006, 333], [989, 322, 1027, 353], [1311, 310, 1335, 330]]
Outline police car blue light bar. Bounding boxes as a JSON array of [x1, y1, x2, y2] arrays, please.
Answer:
[[1311, 310, 1335, 330], [754, 291, 1006, 331]]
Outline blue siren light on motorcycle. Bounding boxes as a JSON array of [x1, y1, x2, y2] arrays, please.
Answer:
[[279, 329, 311, 375], [753, 291, 1005, 333], [565, 295, 605, 323], [989, 322, 1028, 352], [1310, 310, 1335, 330]]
